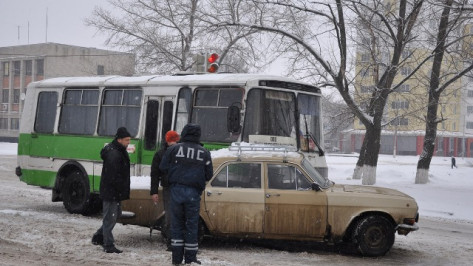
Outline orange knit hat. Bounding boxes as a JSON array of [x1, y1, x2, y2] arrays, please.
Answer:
[[165, 130, 180, 143]]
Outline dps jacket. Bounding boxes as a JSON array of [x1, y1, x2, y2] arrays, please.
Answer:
[[159, 124, 213, 192]]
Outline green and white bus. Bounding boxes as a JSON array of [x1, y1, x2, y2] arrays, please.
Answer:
[[16, 73, 326, 215]]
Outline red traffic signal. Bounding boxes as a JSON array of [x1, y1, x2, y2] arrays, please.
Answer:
[[208, 53, 219, 64], [207, 53, 219, 73]]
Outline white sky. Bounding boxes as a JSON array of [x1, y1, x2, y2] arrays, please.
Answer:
[[0, 0, 288, 75], [0, 0, 110, 49]]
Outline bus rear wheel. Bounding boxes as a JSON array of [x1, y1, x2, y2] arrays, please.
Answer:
[[63, 171, 92, 215]]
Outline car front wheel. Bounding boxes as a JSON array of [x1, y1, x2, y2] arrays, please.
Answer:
[[352, 215, 395, 256]]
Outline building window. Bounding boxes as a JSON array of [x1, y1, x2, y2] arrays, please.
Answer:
[[468, 106, 473, 114], [360, 53, 371, 63], [391, 100, 409, 109], [25, 60, 32, 76], [10, 118, 19, 130], [13, 89, 20, 104], [0, 118, 7, 129], [468, 90, 473, 97], [2, 89, 9, 103], [360, 85, 374, 93], [97, 65, 104, 75], [36, 59, 44, 76], [3, 62, 9, 76], [402, 49, 411, 59], [467, 122, 473, 129], [13, 61, 21, 76], [360, 68, 372, 77], [390, 117, 409, 126], [398, 84, 410, 92], [401, 67, 412, 76]]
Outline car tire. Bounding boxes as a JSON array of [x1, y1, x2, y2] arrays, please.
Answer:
[[63, 171, 91, 215], [352, 215, 395, 256]]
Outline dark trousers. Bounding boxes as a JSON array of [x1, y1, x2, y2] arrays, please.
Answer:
[[95, 201, 121, 248], [170, 185, 200, 264]]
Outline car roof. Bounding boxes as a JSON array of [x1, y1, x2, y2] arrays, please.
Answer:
[[210, 148, 304, 170]]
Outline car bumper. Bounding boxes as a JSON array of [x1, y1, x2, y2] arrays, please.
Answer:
[[396, 223, 419, 235]]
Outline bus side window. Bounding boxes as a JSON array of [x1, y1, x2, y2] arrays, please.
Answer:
[[144, 100, 159, 150], [161, 101, 173, 142], [98, 88, 142, 137], [34, 91, 58, 133], [175, 88, 191, 133]]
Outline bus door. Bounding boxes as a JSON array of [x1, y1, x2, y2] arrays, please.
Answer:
[[140, 96, 174, 177]]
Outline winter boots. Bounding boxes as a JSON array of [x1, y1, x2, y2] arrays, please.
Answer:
[[91, 233, 103, 245], [104, 245, 123, 253]]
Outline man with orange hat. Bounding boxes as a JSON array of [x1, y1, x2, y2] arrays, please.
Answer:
[[150, 130, 180, 250]]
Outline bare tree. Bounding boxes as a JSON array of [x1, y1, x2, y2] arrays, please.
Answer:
[[86, 0, 263, 74], [215, 0, 424, 184], [323, 95, 354, 152], [415, 0, 473, 183]]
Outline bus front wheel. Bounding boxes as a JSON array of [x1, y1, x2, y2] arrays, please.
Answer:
[[63, 171, 91, 215]]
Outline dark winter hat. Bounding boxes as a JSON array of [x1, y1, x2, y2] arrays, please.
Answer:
[[115, 127, 131, 139], [165, 130, 180, 143], [180, 123, 201, 143]]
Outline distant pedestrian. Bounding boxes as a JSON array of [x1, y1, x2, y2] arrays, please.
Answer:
[[159, 124, 213, 265], [92, 127, 132, 253], [451, 156, 457, 169], [150, 130, 180, 250]]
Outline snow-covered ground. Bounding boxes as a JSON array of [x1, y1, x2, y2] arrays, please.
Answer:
[[2, 142, 473, 265]]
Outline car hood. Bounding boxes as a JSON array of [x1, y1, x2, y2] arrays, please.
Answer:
[[332, 184, 413, 198]]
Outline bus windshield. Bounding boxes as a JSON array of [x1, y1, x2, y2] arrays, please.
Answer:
[[243, 89, 297, 142], [298, 93, 321, 153]]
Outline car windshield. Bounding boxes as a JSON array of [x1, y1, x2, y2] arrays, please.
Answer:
[[301, 159, 331, 188]]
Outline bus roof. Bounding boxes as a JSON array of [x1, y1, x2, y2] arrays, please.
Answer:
[[30, 73, 320, 93]]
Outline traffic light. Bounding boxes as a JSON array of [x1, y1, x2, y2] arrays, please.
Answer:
[[207, 53, 219, 73], [192, 53, 219, 73]]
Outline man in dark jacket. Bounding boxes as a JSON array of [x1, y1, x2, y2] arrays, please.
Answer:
[[150, 130, 180, 250], [92, 127, 131, 253], [159, 124, 213, 265]]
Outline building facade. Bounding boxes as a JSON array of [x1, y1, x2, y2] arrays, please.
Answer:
[[343, 1, 473, 158], [0, 43, 135, 141]]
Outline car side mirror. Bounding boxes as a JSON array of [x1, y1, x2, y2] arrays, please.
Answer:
[[311, 183, 321, 192], [227, 105, 241, 133]]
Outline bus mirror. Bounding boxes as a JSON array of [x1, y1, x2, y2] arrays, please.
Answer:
[[227, 105, 241, 133]]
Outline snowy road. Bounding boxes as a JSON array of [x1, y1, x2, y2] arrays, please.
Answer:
[[1, 154, 473, 265]]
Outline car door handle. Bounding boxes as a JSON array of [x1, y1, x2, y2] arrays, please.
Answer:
[[266, 193, 280, 198], [207, 191, 223, 196]]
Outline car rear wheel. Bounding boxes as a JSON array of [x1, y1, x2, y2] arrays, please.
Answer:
[[352, 215, 395, 256]]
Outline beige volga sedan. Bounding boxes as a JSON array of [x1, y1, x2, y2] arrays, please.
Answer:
[[120, 151, 419, 257]]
